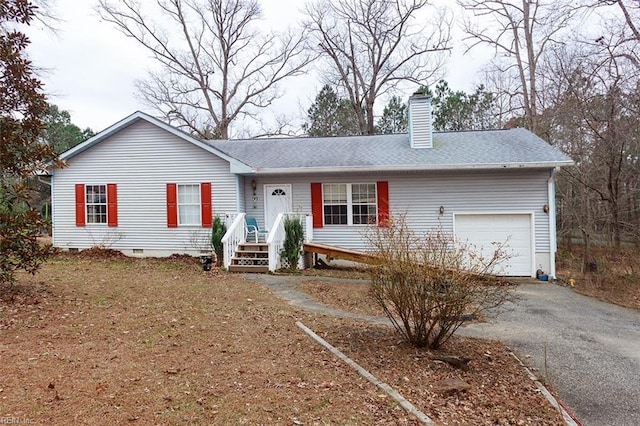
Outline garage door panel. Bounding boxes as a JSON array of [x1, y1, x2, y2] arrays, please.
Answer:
[[455, 214, 532, 276]]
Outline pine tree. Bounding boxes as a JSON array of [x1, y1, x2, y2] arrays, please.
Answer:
[[303, 85, 360, 136], [376, 96, 408, 134]]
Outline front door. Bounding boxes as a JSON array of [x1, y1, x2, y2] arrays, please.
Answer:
[[264, 184, 292, 230]]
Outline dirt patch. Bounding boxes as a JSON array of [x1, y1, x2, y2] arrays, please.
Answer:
[[299, 265, 371, 280], [0, 256, 565, 424], [312, 322, 562, 424]]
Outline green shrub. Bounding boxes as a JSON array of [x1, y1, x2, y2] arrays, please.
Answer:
[[210, 216, 227, 266], [281, 215, 304, 270]]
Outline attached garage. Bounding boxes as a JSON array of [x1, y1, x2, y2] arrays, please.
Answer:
[[454, 213, 534, 277]]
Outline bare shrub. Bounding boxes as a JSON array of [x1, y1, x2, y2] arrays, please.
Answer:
[[367, 215, 512, 349]]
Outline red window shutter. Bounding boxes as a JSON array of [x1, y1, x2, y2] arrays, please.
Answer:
[[201, 182, 212, 228], [75, 184, 86, 227], [311, 182, 323, 228], [107, 184, 118, 227], [377, 181, 390, 227], [166, 183, 178, 228]]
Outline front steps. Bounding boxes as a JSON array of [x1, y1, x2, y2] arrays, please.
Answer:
[[228, 243, 269, 273]]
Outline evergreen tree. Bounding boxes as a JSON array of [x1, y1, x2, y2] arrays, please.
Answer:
[[42, 104, 95, 153], [376, 96, 408, 134], [422, 80, 498, 131], [303, 85, 360, 136], [0, 0, 58, 284]]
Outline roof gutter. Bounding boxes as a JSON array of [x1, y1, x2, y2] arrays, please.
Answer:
[[245, 161, 575, 175]]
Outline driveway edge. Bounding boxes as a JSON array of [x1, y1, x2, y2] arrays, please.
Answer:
[[509, 352, 581, 426]]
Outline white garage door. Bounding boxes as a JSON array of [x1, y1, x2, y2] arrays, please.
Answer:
[[455, 214, 533, 276]]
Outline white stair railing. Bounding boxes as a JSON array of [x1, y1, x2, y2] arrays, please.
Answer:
[[222, 213, 246, 269], [267, 213, 286, 271], [304, 214, 313, 243], [223, 213, 314, 272]]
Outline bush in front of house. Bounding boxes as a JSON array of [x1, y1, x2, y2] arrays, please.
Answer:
[[367, 215, 512, 349], [281, 215, 304, 270], [211, 216, 227, 266]]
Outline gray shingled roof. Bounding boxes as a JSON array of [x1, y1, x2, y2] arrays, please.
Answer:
[[205, 127, 572, 174]]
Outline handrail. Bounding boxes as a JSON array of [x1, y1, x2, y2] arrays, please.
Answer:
[[221, 212, 246, 269], [266, 213, 286, 271]]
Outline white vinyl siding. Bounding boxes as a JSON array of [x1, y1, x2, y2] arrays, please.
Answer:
[[243, 169, 551, 259], [52, 120, 237, 255], [408, 96, 433, 149]]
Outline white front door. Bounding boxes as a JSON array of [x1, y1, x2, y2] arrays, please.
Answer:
[[264, 184, 292, 230]]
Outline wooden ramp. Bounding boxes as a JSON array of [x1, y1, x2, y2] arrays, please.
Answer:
[[303, 242, 381, 266]]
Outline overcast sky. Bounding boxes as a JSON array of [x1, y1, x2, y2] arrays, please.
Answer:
[[25, 0, 490, 134]]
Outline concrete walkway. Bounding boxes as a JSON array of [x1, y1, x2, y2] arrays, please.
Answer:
[[247, 274, 640, 426], [246, 274, 389, 325]]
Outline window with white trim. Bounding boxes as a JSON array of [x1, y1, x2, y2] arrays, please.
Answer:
[[351, 183, 377, 224], [323, 183, 377, 225], [86, 185, 107, 224], [178, 184, 201, 225]]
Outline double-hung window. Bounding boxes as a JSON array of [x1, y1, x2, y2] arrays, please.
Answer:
[[86, 185, 107, 224], [322, 183, 377, 226], [323, 184, 348, 225], [177, 184, 201, 225], [351, 183, 377, 224]]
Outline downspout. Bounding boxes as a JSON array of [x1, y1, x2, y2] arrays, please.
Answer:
[[547, 167, 559, 279], [49, 172, 55, 247]]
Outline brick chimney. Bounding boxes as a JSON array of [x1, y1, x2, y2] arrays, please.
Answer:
[[408, 94, 433, 149]]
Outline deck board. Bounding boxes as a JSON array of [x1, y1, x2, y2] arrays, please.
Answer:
[[303, 242, 382, 265]]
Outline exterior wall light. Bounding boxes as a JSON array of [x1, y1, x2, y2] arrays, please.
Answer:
[[251, 179, 258, 208]]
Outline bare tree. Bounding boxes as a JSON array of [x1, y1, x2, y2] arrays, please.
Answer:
[[459, 0, 582, 134], [545, 39, 640, 250], [97, 0, 314, 139], [591, 1, 640, 69], [305, 0, 451, 135], [610, 0, 640, 42]]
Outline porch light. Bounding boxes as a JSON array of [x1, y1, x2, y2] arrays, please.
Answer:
[[251, 179, 258, 209], [543, 204, 549, 214], [439, 205, 445, 215]]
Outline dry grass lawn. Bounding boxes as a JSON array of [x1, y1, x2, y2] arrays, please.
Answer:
[[0, 253, 565, 425]]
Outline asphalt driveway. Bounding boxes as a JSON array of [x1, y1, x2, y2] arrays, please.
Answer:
[[460, 282, 640, 426]]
